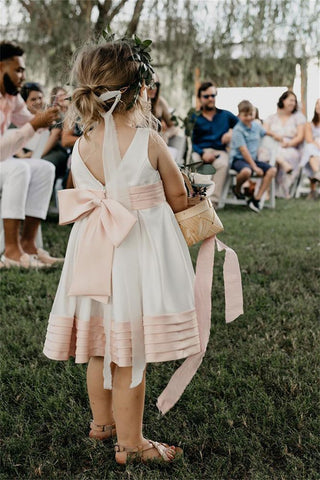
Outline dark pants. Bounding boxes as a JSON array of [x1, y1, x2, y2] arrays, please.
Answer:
[[43, 144, 69, 180]]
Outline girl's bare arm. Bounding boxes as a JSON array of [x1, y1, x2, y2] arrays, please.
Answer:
[[149, 132, 187, 213]]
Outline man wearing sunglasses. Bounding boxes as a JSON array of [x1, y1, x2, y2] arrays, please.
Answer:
[[0, 41, 61, 268], [192, 81, 238, 206]]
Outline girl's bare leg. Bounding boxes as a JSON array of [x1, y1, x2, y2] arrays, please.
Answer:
[[87, 356, 115, 426], [112, 366, 145, 447], [112, 366, 176, 463]]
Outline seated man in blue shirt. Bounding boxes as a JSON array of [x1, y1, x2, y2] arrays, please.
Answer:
[[230, 100, 277, 213], [192, 81, 238, 206]]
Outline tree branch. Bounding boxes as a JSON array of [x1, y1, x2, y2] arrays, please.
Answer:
[[18, 0, 35, 15], [94, 0, 112, 35], [126, 0, 144, 36], [94, 0, 129, 36], [109, 0, 130, 23], [79, 0, 94, 23]]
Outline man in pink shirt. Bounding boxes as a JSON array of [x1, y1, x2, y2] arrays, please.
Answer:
[[0, 41, 61, 268]]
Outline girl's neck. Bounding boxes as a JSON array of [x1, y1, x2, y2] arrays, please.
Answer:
[[92, 114, 135, 136], [113, 112, 136, 129]]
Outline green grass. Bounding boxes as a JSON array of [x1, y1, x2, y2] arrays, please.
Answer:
[[1, 199, 319, 480]]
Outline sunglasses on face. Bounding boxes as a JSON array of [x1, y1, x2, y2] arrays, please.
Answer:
[[202, 94, 216, 99]]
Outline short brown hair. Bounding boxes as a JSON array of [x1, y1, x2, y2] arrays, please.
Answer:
[[197, 81, 217, 98], [238, 100, 253, 114]]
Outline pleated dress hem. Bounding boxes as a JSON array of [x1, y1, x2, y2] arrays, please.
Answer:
[[43, 309, 201, 366]]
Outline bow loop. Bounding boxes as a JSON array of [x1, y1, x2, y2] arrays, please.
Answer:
[[100, 197, 136, 247], [58, 188, 137, 303], [58, 189, 106, 225]]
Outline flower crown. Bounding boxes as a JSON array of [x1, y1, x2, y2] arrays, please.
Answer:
[[102, 28, 155, 110]]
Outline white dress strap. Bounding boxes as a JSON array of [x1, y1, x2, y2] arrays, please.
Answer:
[[134, 127, 149, 145], [133, 128, 150, 167]]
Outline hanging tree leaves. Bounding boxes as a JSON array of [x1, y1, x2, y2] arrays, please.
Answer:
[[2, 0, 147, 84], [1, 0, 319, 91], [151, 0, 320, 89]]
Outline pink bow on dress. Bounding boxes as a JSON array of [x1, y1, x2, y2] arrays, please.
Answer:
[[58, 189, 137, 304]]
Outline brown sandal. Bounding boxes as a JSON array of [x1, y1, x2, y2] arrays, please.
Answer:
[[89, 421, 116, 441], [114, 439, 183, 464]]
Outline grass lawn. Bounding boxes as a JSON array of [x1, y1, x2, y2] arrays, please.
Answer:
[[0, 198, 319, 480]]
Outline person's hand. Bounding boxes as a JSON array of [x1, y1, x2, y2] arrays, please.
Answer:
[[221, 130, 232, 144], [272, 133, 283, 142], [202, 151, 216, 163], [161, 119, 168, 132], [14, 149, 32, 159], [30, 107, 60, 131], [254, 167, 264, 177], [281, 139, 291, 148]]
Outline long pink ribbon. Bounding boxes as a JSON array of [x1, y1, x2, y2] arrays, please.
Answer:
[[216, 237, 243, 323], [58, 189, 137, 304], [157, 236, 243, 415]]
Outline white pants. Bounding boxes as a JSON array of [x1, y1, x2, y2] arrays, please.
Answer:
[[0, 157, 55, 220], [192, 150, 229, 204]]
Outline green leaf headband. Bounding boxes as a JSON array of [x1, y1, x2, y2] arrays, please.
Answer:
[[102, 28, 155, 110]]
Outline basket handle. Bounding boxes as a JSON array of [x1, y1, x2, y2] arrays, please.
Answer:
[[181, 171, 194, 197]]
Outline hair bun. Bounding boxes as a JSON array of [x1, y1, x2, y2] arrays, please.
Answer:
[[75, 85, 97, 97], [71, 84, 105, 130]]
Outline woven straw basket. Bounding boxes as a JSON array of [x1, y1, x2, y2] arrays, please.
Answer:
[[175, 173, 224, 246]]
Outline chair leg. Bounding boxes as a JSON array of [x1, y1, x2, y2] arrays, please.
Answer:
[[294, 169, 303, 198]]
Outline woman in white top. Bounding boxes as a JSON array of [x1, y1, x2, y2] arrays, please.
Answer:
[[264, 90, 306, 197]]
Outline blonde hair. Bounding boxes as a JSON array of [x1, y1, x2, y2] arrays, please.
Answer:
[[66, 41, 158, 137]]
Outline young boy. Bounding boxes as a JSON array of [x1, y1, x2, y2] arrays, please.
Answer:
[[230, 100, 277, 212]]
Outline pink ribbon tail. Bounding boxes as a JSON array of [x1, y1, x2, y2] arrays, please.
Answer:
[[157, 236, 243, 415], [157, 236, 215, 415], [215, 237, 243, 323]]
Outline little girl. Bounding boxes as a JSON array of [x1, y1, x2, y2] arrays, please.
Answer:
[[42, 37, 202, 464], [43, 38, 242, 465]]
